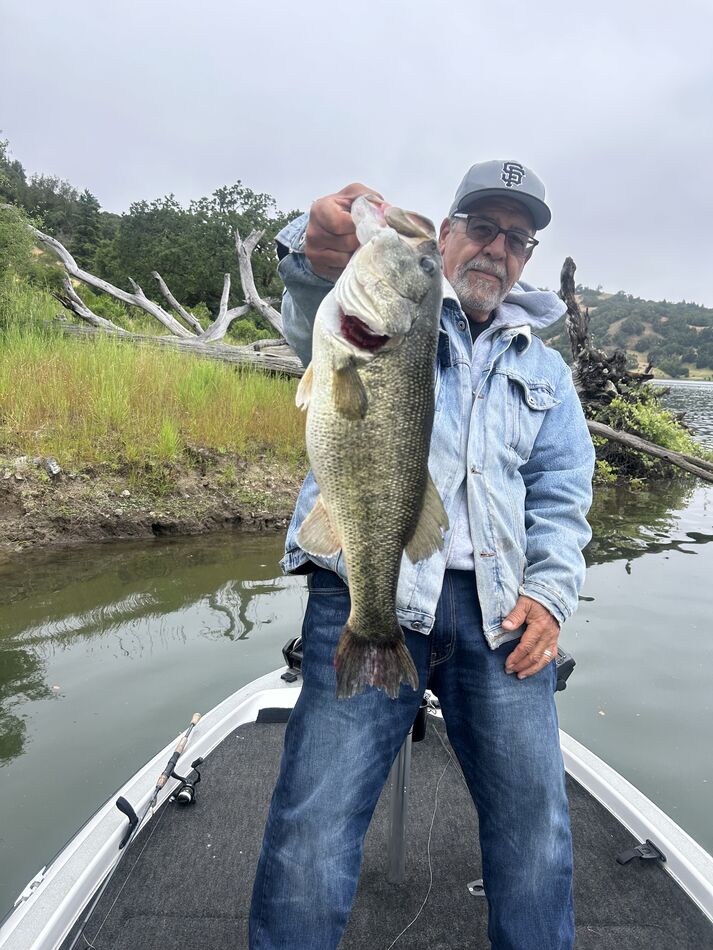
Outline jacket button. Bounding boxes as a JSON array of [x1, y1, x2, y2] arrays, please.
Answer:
[[412, 621, 421, 629], [470, 465, 480, 474], [457, 319, 467, 331]]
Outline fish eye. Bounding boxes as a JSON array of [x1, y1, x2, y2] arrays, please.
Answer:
[[419, 256, 436, 274]]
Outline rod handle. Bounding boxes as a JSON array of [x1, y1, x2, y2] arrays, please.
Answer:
[[174, 713, 202, 756]]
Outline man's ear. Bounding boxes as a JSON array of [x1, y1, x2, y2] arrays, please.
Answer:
[[438, 217, 451, 255]]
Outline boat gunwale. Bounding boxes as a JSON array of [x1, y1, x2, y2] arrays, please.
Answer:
[[560, 729, 713, 924]]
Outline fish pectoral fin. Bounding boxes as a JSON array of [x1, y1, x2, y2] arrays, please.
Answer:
[[295, 363, 314, 410], [404, 474, 450, 564], [297, 494, 341, 557], [332, 364, 368, 420]]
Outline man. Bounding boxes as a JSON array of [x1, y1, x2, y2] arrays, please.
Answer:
[[249, 161, 595, 949]]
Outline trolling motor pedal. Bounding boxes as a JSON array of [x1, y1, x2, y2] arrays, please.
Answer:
[[170, 757, 203, 806]]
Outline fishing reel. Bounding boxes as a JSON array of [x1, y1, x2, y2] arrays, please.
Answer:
[[169, 757, 203, 806]]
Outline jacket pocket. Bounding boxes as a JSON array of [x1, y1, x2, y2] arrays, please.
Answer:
[[501, 371, 561, 462]]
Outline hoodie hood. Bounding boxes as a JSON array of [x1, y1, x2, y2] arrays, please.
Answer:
[[442, 276, 566, 334], [497, 279, 566, 332]]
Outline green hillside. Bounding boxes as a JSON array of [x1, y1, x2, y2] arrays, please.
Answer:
[[543, 286, 713, 378]]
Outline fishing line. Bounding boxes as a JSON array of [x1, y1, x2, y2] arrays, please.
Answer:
[[384, 721, 452, 950], [433, 719, 470, 794], [80, 802, 170, 949], [69, 713, 201, 950]]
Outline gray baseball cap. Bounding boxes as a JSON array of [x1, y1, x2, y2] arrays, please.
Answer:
[[449, 159, 552, 230]]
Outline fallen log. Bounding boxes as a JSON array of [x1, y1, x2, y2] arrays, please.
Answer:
[[52, 320, 304, 378], [587, 420, 713, 483]]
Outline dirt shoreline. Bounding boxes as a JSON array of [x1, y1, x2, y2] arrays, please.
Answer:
[[0, 452, 303, 560]]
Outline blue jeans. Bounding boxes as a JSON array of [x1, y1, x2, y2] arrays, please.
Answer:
[[249, 569, 574, 949]]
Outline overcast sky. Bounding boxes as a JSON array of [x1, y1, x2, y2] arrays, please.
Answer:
[[2, 0, 712, 306]]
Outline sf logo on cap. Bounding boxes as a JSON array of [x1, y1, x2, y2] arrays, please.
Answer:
[[501, 162, 526, 188]]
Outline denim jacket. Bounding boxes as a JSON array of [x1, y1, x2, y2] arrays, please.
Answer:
[[277, 214, 595, 649]]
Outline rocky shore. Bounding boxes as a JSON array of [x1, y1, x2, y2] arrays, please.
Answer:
[[0, 452, 303, 559]]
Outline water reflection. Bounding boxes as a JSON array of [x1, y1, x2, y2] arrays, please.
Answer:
[[585, 480, 713, 567], [0, 649, 53, 766], [0, 532, 296, 767]]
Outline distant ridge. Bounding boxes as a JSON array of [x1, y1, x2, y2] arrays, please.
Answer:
[[544, 286, 713, 378]]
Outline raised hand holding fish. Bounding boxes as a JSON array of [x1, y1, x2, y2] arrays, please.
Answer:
[[305, 183, 382, 280]]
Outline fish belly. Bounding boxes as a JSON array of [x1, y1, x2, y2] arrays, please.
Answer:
[[307, 343, 433, 698]]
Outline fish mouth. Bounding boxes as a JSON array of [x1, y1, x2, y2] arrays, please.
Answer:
[[339, 311, 391, 352]]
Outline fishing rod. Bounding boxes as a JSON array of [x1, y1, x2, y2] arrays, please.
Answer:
[[68, 712, 202, 950], [116, 712, 202, 849]]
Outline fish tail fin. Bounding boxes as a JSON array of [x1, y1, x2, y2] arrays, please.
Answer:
[[334, 622, 418, 700]]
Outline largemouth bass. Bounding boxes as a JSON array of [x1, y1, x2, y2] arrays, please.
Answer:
[[295, 196, 449, 699]]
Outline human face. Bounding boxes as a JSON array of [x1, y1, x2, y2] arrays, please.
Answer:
[[438, 198, 535, 322]]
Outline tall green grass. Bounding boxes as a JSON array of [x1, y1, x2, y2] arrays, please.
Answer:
[[0, 278, 306, 473]]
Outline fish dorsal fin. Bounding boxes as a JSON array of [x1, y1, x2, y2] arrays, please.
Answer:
[[297, 493, 341, 557], [295, 363, 314, 410], [333, 363, 368, 420], [404, 474, 449, 564], [384, 206, 436, 240]]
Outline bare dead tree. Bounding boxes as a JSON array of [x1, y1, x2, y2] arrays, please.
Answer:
[[23, 217, 304, 375], [559, 256, 653, 403]]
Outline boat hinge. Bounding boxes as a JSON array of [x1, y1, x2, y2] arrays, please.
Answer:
[[14, 867, 47, 907], [616, 838, 667, 866]]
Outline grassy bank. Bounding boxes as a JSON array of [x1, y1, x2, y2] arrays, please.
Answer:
[[0, 278, 307, 552], [1, 282, 305, 473]]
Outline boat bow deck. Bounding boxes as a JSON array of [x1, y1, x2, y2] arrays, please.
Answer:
[[73, 711, 713, 949]]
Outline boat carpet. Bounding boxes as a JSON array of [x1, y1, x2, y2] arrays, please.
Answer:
[[76, 715, 713, 949]]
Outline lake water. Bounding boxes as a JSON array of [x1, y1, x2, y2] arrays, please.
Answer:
[[1, 381, 712, 919], [650, 378, 713, 448]]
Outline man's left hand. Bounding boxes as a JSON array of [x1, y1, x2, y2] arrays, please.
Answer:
[[502, 596, 559, 680]]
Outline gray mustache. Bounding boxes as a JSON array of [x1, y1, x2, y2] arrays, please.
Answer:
[[462, 258, 506, 282]]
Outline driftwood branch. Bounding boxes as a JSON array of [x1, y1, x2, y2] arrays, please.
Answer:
[[31, 225, 196, 338], [25, 214, 292, 353], [151, 271, 205, 333], [198, 274, 249, 342], [235, 228, 284, 335], [52, 276, 127, 333], [588, 420, 713, 483]]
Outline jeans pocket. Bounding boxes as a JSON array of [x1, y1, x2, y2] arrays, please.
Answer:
[[307, 567, 348, 595]]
